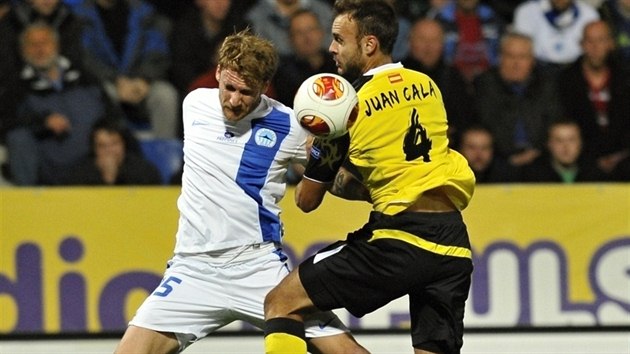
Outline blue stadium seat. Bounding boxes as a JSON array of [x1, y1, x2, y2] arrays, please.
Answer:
[[139, 138, 183, 184]]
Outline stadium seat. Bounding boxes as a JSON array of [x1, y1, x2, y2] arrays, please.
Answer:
[[139, 138, 183, 184]]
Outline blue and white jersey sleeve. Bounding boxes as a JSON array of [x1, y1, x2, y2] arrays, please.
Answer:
[[174, 88, 309, 253]]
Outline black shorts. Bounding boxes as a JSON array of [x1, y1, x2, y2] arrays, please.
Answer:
[[299, 211, 473, 354]]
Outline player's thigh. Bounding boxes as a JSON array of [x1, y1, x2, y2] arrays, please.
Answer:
[[239, 254, 353, 340], [130, 257, 233, 341], [265, 264, 314, 314], [299, 239, 418, 317], [114, 325, 178, 354], [409, 255, 472, 353], [226, 250, 294, 327]]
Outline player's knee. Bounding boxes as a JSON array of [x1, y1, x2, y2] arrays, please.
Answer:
[[264, 286, 284, 318]]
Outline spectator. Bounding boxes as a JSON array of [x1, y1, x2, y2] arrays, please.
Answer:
[[69, 0, 179, 139], [401, 17, 476, 147], [474, 32, 563, 168], [0, 0, 83, 64], [170, 0, 248, 98], [63, 118, 162, 185], [599, 0, 630, 63], [556, 20, 630, 175], [458, 124, 518, 183], [0, 0, 84, 123], [245, 0, 333, 57], [521, 120, 608, 182], [4, 22, 117, 185], [273, 8, 337, 107], [431, 0, 505, 83], [513, 0, 600, 75]]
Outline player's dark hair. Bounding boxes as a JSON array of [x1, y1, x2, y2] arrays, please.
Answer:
[[333, 0, 398, 55]]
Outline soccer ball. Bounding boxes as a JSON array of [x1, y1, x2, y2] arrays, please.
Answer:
[[293, 73, 359, 139]]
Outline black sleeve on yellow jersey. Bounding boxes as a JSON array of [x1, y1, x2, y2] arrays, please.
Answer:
[[303, 134, 350, 183]]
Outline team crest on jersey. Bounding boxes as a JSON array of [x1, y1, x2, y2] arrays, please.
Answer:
[[255, 128, 277, 148]]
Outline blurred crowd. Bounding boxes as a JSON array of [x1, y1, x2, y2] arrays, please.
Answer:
[[0, 0, 628, 186]]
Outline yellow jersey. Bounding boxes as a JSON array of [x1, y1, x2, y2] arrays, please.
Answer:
[[349, 63, 475, 215]]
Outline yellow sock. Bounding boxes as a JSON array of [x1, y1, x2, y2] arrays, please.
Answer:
[[264, 318, 307, 354], [264, 332, 307, 354]]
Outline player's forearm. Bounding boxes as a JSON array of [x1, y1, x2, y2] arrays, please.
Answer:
[[329, 168, 371, 202], [295, 178, 328, 212]]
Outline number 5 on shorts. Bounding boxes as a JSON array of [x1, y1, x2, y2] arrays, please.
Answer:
[[153, 276, 182, 297]]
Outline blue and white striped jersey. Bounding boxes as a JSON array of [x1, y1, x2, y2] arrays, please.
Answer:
[[174, 88, 308, 253]]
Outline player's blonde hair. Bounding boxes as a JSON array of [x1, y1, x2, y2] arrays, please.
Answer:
[[217, 29, 278, 89]]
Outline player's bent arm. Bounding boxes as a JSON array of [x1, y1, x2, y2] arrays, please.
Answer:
[[295, 177, 329, 212], [329, 166, 371, 203], [297, 134, 355, 211]]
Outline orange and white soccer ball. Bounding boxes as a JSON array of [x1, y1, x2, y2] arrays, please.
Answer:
[[293, 73, 359, 139]]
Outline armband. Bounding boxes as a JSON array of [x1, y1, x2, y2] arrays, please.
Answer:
[[303, 134, 350, 183]]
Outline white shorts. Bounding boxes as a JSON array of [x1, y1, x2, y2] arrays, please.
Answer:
[[129, 243, 348, 352]]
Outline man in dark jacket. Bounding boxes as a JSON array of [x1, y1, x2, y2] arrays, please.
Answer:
[[4, 22, 117, 185], [556, 20, 630, 176], [458, 124, 518, 183], [474, 32, 563, 168], [273, 9, 337, 107]]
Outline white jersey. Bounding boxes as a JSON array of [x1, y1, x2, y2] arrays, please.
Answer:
[[174, 88, 308, 253], [513, 0, 599, 64]]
